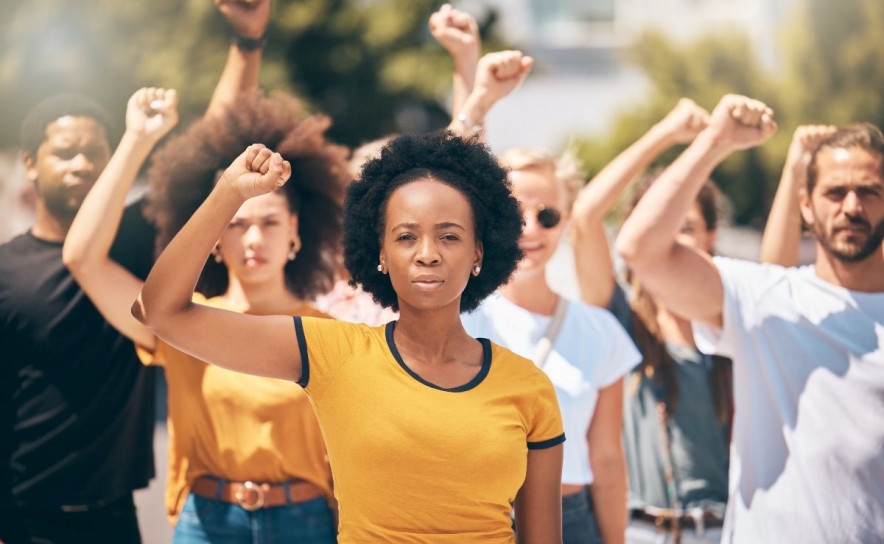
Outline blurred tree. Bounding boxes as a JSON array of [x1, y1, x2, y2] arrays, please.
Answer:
[[0, 0, 503, 150], [574, 0, 884, 228]]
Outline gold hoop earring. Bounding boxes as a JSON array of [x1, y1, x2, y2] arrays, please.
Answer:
[[288, 236, 301, 261]]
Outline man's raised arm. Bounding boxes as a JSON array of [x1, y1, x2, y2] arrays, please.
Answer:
[[615, 95, 777, 327]]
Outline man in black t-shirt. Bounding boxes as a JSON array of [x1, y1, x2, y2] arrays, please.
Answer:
[[0, 94, 157, 543]]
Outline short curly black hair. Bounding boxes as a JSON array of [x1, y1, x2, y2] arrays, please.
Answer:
[[344, 131, 524, 313], [20, 93, 114, 158], [145, 91, 351, 300]]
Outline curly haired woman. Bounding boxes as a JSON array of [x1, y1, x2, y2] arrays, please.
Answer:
[[64, 90, 350, 543], [133, 130, 566, 544]]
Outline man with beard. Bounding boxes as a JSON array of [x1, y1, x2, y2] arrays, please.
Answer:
[[615, 94, 884, 544], [0, 95, 159, 544], [0, 2, 273, 541]]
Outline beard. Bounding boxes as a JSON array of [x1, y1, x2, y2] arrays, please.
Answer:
[[812, 214, 884, 263], [37, 184, 88, 221]]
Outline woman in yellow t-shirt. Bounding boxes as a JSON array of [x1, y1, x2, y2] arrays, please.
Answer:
[[134, 130, 566, 544], [63, 90, 350, 543]]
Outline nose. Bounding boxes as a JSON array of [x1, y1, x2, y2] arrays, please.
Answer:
[[842, 190, 863, 216], [244, 224, 263, 248], [68, 153, 94, 176], [415, 236, 440, 266]]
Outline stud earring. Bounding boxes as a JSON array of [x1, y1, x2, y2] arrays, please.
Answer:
[[377, 264, 384, 273], [473, 266, 481, 275], [213, 245, 223, 264]]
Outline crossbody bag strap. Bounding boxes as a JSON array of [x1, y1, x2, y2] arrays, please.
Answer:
[[533, 296, 567, 369]]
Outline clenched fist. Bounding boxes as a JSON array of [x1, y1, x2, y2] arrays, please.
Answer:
[[219, 144, 292, 201]]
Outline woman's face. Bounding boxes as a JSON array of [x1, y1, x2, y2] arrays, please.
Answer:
[[676, 201, 716, 255], [218, 191, 298, 286], [509, 167, 568, 273], [379, 178, 483, 312]]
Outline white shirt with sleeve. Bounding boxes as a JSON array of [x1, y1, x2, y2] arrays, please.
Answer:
[[462, 293, 641, 485], [693, 257, 884, 544]]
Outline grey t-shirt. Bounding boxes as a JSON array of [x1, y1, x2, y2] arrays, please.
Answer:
[[609, 284, 729, 517]]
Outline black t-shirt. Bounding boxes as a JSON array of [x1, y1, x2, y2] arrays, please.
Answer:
[[0, 202, 157, 510]]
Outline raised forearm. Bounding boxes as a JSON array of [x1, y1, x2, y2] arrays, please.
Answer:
[[206, 44, 262, 119], [63, 132, 155, 272], [136, 184, 244, 327], [572, 124, 675, 227], [451, 53, 479, 118], [760, 161, 804, 266], [616, 133, 729, 270]]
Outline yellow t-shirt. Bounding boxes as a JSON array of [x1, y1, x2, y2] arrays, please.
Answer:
[[294, 317, 565, 544], [138, 294, 333, 524]]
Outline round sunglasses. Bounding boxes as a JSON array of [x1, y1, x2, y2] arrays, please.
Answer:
[[525, 203, 562, 229]]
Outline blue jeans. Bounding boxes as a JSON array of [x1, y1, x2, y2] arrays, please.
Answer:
[[562, 488, 602, 544], [173, 493, 336, 544]]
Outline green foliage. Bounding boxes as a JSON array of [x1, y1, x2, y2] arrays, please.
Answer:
[[0, 0, 504, 149], [575, 0, 884, 227]]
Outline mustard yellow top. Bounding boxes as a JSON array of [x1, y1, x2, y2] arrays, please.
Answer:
[[294, 317, 565, 544], [138, 294, 333, 524]]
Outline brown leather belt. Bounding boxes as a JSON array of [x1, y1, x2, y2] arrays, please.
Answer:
[[631, 509, 724, 530], [191, 476, 323, 511]]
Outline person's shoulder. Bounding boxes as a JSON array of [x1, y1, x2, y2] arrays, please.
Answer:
[[0, 232, 37, 257], [712, 256, 793, 297], [488, 341, 545, 381]]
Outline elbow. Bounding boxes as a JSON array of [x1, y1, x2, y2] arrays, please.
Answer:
[[131, 293, 150, 326], [614, 231, 643, 269], [61, 245, 84, 273], [589, 448, 626, 485]]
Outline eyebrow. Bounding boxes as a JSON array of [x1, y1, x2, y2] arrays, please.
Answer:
[[392, 221, 466, 231]]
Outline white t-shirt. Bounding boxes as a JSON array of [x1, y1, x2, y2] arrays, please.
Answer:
[[462, 293, 640, 485], [693, 257, 884, 544]]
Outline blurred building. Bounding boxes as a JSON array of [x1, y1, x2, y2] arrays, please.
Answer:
[[465, 0, 794, 154]]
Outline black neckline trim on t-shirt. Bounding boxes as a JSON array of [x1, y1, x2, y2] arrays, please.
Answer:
[[385, 320, 491, 393]]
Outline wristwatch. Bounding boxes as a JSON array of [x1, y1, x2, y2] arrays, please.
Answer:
[[232, 33, 267, 51]]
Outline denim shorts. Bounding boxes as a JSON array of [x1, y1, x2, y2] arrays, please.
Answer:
[[173, 493, 336, 544]]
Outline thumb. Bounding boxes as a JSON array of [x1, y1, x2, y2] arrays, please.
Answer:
[[260, 153, 291, 190]]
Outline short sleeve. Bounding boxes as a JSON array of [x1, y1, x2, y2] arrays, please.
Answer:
[[692, 257, 781, 359], [526, 371, 566, 450], [595, 310, 642, 387], [294, 316, 363, 399]]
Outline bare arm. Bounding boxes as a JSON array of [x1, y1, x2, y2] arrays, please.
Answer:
[[760, 125, 836, 266], [615, 95, 777, 327], [63, 88, 179, 350], [587, 380, 627, 544], [205, 0, 271, 119], [572, 99, 709, 307], [133, 145, 300, 380], [448, 50, 533, 143], [429, 4, 481, 118], [514, 444, 564, 544]]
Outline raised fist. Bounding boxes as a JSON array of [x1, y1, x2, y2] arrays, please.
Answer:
[[429, 4, 480, 61], [474, 50, 533, 108], [219, 144, 292, 201], [657, 98, 710, 145], [216, 0, 271, 39], [126, 88, 179, 142], [706, 94, 777, 151], [786, 124, 838, 172]]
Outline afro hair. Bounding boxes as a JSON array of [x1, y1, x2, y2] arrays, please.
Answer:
[[343, 130, 524, 313], [145, 91, 351, 300]]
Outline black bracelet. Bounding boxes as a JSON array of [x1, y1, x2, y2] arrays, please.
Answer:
[[231, 33, 267, 51]]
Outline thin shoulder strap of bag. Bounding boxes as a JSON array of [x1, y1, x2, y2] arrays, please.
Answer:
[[533, 296, 568, 369]]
